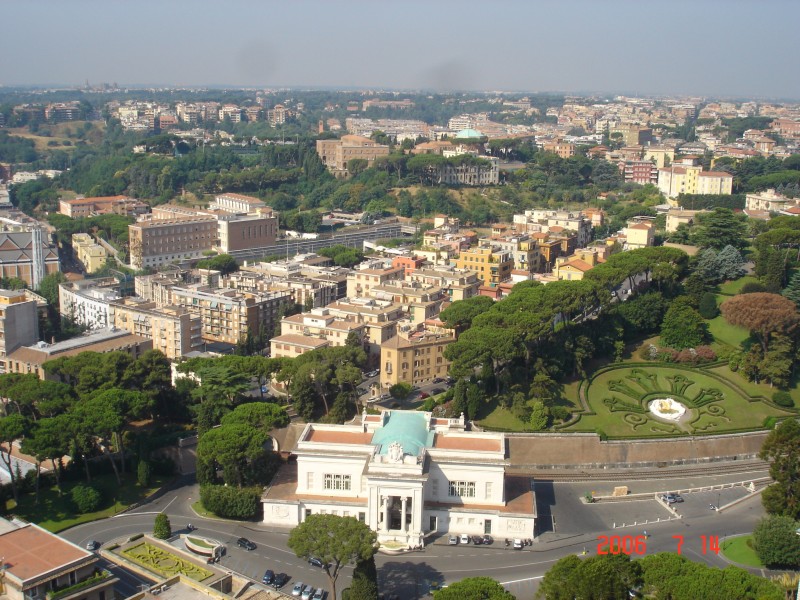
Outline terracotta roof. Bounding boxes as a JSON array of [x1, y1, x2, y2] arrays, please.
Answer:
[[65, 195, 130, 204], [628, 223, 652, 230], [433, 434, 502, 452], [0, 524, 92, 583], [271, 334, 329, 348], [561, 259, 593, 272], [216, 193, 264, 203], [701, 171, 732, 178], [305, 428, 373, 445]]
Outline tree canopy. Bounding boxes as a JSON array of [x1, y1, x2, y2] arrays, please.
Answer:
[[434, 577, 515, 600]]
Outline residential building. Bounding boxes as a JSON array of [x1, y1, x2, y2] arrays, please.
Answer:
[[407, 266, 480, 302], [552, 247, 608, 281], [58, 279, 121, 329], [5, 327, 151, 380], [657, 163, 733, 199], [438, 156, 499, 186], [542, 140, 576, 159], [346, 260, 405, 299], [368, 280, 446, 325], [225, 270, 338, 310], [0, 216, 60, 289], [128, 216, 218, 269], [380, 325, 455, 390], [170, 285, 292, 346], [0, 517, 118, 600], [59, 195, 148, 218], [391, 255, 426, 278], [270, 308, 366, 359], [484, 232, 542, 274], [109, 297, 203, 360], [212, 193, 266, 213], [643, 147, 675, 168], [665, 208, 705, 233], [72, 233, 108, 273], [623, 220, 655, 250], [0, 291, 39, 372], [622, 160, 658, 186], [745, 189, 799, 212], [452, 245, 513, 288], [316, 135, 390, 176], [610, 124, 652, 146], [323, 299, 402, 364], [512, 210, 593, 248], [261, 410, 536, 546]]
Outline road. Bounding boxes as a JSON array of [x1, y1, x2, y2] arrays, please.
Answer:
[[60, 465, 769, 600]]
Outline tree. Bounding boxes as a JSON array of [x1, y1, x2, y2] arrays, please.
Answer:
[[691, 208, 748, 250], [721, 293, 800, 354], [0, 413, 29, 502], [137, 460, 151, 487], [538, 554, 641, 600], [196, 423, 269, 487], [753, 515, 800, 569], [434, 577, 515, 600], [660, 301, 710, 349], [782, 271, 800, 307], [529, 401, 549, 431], [220, 402, 289, 430], [287, 514, 377, 600], [195, 253, 239, 274], [71, 484, 101, 513], [760, 419, 800, 519], [439, 296, 496, 335], [153, 513, 172, 539], [342, 556, 378, 600], [698, 292, 720, 319], [537, 554, 581, 600]]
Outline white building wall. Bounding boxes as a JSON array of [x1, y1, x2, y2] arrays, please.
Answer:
[[58, 285, 114, 329], [425, 461, 505, 505], [296, 455, 367, 498]]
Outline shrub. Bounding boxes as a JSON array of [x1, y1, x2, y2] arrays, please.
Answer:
[[753, 515, 800, 569], [773, 391, 794, 408], [550, 406, 571, 422], [128, 533, 144, 542], [657, 348, 679, 363], [420, 398, 436, 412], [763, 416, 777, 429], [153, 513, 171, 539], [199, 485, 260, 520], [389, 382, 412, 399], [595, 428, 608, 441], [71, 484, 102, 514], [137, 460, 151, 487], [740, 281, 767, 294], [695, 345, 717, 361], [698, 292, 720, 319]]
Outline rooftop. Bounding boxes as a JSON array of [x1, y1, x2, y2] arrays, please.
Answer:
[[0, 522, 93, 584], [371, 411, 434, 457]]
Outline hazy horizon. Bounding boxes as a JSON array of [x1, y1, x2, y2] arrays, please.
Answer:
[[3, 0, 800, 100]]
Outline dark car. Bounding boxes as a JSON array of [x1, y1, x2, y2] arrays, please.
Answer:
[[661, 494, 683, 504], [262, 570, 275, 585], [273, 573, 289, 589], [86, 540, 100, 551], [431, 388, 445, 395], [471, 535, 483, 545], [482, 535, 493, 545], [237, 537, 257, 551], [419, 392, 430, 399], [308, 556, 328, 569], [432, 377, 444, 384]]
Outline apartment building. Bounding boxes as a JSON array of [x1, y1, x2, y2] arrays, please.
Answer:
[[213, 192, 266, 213], [439, 156, 500, 186], [368, 280, 446, 325], [380, 325, 455, 389], [0, 518, 117, 600], [109, 296, 203, 360], [170, 284, 292, 346], [72, 233, 108, 273], [58, 279, 121, 329], [407, 266, 480, 302], [225, 270, 338, 310], [59, 195, 149, 218], [346, 260, 405, 298], [622, 160, 659, 186], [745, 188, 799, 212], [270, 307, 366, 359], [610, 123, 653, 146], [665, 208, 705, 233], [512, 209, 593, 248], [129, 216, 217, 269], [484, 232, 542, 274], [542, 140, 576, 159], [0, 290, 39, 371], [657, 162, 734, 199], [623, 220, 655, 250], [316, 135, 390, 176], [5, 327, 151, 380], [453, 245, 513, 288], [324, 298, 402, 363]]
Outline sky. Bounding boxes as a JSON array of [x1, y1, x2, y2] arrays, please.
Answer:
[[2, 0, 799, 99]]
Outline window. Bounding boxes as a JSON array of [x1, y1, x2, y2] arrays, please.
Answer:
[[485, 482, 493, 499], [307, 472, 314, 489], [431, 479, 439, 497], [448, 481, 476, 498], [324, 473, 351, 491]]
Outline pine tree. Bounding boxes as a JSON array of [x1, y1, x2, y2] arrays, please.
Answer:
[[782, 271, 800, 307], [154, 513, 171, 539]]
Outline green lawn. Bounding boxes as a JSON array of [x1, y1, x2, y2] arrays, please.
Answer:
[[122, 543, 213, 581], [563, 363, 793, 438], [7, 473, 168, 533], [719, 276, 760, 296], [721, 535, 763, 567], [707, 313, 751, 348], [478, 406, 531, 431], [709, 363, 800, 406]]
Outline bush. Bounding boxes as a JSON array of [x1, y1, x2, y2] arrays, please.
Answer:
[[137, 461, 151, 487], [550, 406, 571, 422], [740, 281, 767, 294], [698, 292, 719, 319], [71, 484, 102, 514], [153, 513, 171, 539], [763, 417, 777, 429], [695, 345, 717, 361], [773, 391, 794, 408], [753, 515, 800, 569], [199, 485, 260, 520], [128, 533, 144, 542]]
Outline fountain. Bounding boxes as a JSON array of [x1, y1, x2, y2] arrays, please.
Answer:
[[648, 397, 687, 421]]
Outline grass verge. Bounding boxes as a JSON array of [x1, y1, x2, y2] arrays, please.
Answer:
[[721, 535, 763, 567]]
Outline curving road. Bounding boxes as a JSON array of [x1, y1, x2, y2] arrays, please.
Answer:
[[61, 467, 770, 600]]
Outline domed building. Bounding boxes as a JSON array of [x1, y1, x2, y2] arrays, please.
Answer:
[[454, 128, 485, 140]]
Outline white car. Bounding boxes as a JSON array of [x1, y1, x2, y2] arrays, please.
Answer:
[[448, 535, 459, 545], [301, 586, 314, 600], [459, 533, 470, 545], [312, 589, 325, 600], [513, 538, 523, 550], [291, 582, 305, 597]]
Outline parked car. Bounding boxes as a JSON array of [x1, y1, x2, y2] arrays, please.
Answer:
[[237, 537, 257, 551], [432, 377, 444, 384], [262, 570, 275, 585], [471, 535, 483, 545], [86, 540, 100, 551], [301, 586, 315, 600], [308, 556, 328, 569], [513, 538, 523, 550], [482, 535, 493, 545], [661, 493, 683, 504], [273, 573, 289, 589], [312, 589, 325, 600], [292, 582, 305, 597], [448, 535, 459, 545], [419, 392, 430, 399], [431, 387, 445, 395], [460, 533, 470, 544]]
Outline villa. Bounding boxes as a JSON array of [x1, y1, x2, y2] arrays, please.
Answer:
[[261, 410, 536, 547]]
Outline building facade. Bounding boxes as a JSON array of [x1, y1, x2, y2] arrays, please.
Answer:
[[380, 327, 454, 389], [0, 290, 39, 372], [261, 411, 536, 547]]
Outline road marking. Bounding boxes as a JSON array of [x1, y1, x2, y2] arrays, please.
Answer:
[[499, 576, 544, 585]]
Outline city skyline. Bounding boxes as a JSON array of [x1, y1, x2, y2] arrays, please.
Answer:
[[2, 0, 800, 100]]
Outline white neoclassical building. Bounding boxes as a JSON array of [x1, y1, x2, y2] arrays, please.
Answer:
[[262, 410, 537, 547]]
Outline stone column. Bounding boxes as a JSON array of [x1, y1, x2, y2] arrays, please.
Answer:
[[401, 496, 408, 532], [382, 495, 390, 531]]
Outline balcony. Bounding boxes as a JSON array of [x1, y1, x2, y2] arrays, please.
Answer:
[[46, 570, 116, 600]]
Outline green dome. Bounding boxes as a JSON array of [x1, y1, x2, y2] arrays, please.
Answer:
[[372, 411, 433, 457], [455, 128, 484, 139]]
